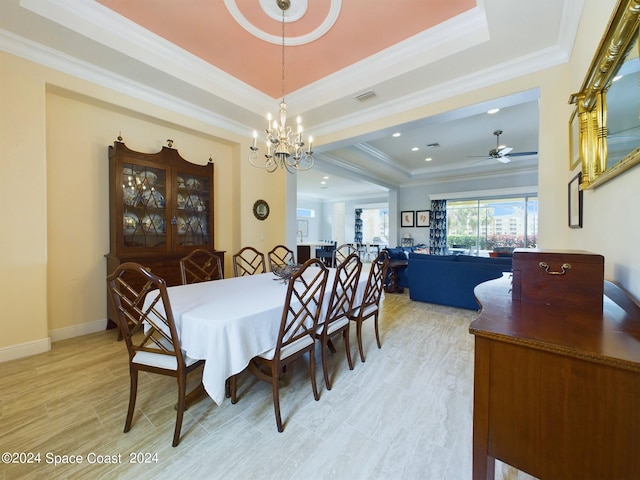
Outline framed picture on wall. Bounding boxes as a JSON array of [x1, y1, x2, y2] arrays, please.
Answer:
[[401, 211, 414, 227], [416, 210, 431, 227], [568, 172, 583, 228]]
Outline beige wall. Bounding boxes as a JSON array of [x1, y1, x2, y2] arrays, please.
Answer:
[[45, 89, 235, 333], [2, 0, 639, 361], [566, 0, 640, 297], [0, 52, 287, 360], [0, 54, 49, 354]]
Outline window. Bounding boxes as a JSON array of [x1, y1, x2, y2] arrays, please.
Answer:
[[359, 207, 389, 245], [447, 196, 538, 255], [296, 208, 315, 218]]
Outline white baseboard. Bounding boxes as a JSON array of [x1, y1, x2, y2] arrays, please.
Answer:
[[49, 318, 108, 342], [0, 337, 51, 363], [0, 318, 109, 363]]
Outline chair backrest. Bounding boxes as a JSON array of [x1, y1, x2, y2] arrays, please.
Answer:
[[332, 243, 358, 267], [360, 250, 390, 310], [106, 262, 185, 369], [275, 258, 328, 356], [232, 246, 266, 277], [325, 253, 362, 326], [268, 244, 295, 271], [179, 249, 223, 284]]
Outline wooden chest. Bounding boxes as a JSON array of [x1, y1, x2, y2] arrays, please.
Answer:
[[511, 249, 604, 311]]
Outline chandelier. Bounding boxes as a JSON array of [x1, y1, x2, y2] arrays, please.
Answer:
[[249, 0, 314, 173]]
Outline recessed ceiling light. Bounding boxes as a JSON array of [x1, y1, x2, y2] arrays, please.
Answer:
[[425, 157, 432, 162], [411, 147, 419, 151], [487, 108, 500, 114], [320, 181, 326, 185], [392, 132, 401, 137], [323, 176, 330, 180]]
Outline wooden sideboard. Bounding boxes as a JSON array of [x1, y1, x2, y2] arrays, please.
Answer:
[[470, 274, 640, 479]]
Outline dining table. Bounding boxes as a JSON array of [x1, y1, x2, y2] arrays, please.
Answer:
[[145, 267, 369, 404]]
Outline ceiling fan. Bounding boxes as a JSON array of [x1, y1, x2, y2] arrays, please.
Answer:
[[470, 130, 537, 164]]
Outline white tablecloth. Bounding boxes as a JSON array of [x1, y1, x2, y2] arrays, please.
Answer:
[[151, 269, 368, 404]]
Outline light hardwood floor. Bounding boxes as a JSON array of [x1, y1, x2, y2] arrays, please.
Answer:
[[1, 292, 534, 480]]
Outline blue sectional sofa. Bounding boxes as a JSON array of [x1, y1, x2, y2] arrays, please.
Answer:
[[407, 253, 512, 310]]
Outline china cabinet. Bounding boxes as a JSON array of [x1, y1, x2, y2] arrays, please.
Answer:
[[106, 141, 224, 324]]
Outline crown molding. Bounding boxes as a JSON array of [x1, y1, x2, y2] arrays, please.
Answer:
[[402, 164, 538, 188], [428, 184, 538, 201], [314, 152, 397, 190], [20, 0, 273, 112], [0, 28, 250, 137], [288, 6, 490, 111], [351, 143, 413, 178], [312, 42, 569, 137]]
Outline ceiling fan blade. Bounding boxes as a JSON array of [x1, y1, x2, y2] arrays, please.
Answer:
[[498, 146, 513, 155], [508, 151, 538, 157], [497, 156, 511, 164]]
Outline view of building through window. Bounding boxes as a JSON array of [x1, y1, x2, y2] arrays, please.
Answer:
[[446, 196, 538, 255], [360, 207, 389, 247]]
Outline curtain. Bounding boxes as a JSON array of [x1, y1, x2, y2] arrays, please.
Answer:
[[354, 208, 363, 244], [429, 200, 447, 255]]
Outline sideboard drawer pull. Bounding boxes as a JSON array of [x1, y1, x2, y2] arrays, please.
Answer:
[[538, 262, 572, 275]]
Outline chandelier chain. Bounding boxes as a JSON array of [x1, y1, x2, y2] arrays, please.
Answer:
[[247, 0, 314, 173], [281, 7, 285, 101]]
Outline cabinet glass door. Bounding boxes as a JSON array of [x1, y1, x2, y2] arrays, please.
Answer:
[[175, 171, 211, 247], [121, 163, 168, 249]]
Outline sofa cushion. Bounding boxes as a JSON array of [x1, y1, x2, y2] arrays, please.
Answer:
[[386, 247, 409, 259], [408, 253, 458, 262], [457, 255, 512, 266]]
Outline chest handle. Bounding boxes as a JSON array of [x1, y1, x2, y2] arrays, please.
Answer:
[[538, 262, 572, 275]]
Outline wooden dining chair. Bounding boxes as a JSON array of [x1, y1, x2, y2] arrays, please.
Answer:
[[315, 252, 362, 389], [332, 243, 358, 267], [267, 244, 295, 271], [179, 248, 223, 284], [229, 258, 329, 432], [232, 246, 266, 277], [348, 250, 390, 362], [106, 262, 205, 447]]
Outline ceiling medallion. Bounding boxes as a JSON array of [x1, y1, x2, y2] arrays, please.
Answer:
[[260, 0, 307, 21], [223, 0, 342, 46], [249, 0, 314, 173]]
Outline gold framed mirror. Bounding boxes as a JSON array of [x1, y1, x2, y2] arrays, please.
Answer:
[[253, 199, 270, 220], [569, 0, 640, 189]]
